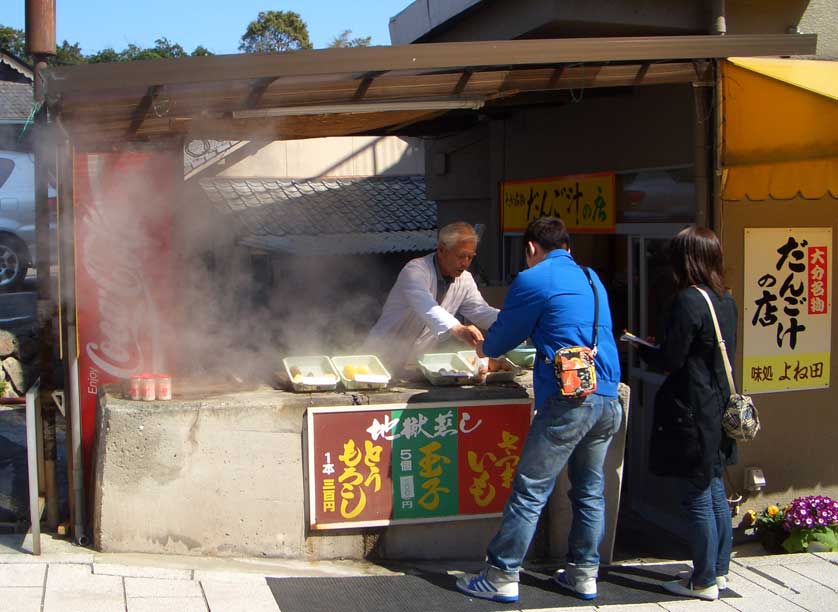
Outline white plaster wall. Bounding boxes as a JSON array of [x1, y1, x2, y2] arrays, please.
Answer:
[[217, 136, 424, 179], [800, 0, 838, 58]]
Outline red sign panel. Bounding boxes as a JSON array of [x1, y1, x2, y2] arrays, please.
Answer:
[[307, 400, 532, 529], [808, 246, 828, 315], [74, 151, 177, 484]]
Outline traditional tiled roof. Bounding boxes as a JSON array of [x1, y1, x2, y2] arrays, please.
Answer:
[[0, 52, 33, 122], [0, 80, 32, 121], [198, 175, 437, 255]]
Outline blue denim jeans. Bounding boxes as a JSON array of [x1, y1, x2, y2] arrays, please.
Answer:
[[486, 393, 623, 578], [679, 476, 732, 588]]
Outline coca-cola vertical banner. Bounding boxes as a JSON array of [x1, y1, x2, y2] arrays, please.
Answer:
[[74, 151, 177, 481]]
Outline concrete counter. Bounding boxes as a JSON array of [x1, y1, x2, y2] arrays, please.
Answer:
[[92, 377, 537, 559]]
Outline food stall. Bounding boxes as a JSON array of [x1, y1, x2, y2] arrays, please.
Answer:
[[44, 35, 812, 558]]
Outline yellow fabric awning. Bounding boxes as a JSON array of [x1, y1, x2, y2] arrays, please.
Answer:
[[722, 58, 838, 201]]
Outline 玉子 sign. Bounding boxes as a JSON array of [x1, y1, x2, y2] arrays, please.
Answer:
[[306, 400, 532, 529]]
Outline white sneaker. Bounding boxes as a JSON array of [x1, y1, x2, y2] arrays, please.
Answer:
[[456, 568, 519, 603], [663, 578, 719, 601], [717, 575, 728, 590], [554, 569, 597, 600]]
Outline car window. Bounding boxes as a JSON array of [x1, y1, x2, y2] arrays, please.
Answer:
[[0, 158, 14, 189]]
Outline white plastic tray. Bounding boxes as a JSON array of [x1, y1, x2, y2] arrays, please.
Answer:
[[282, 355, 340, 392], [457, 350, 522, 383], [331, 355, 391, 390], [417, 353, 473, 386]]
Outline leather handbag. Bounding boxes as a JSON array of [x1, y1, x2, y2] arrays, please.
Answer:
[[694, 287, 761, 441]]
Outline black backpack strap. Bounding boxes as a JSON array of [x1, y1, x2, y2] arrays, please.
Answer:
[[582, 266, 599, 350]]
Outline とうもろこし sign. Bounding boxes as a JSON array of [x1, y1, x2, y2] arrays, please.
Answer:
[[501, 173, 615, 233], [306, 400, 532, 529], [743, 227, 832, 394]]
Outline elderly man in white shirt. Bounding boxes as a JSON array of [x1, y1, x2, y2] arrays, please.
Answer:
[[363, 222, 499, 372]]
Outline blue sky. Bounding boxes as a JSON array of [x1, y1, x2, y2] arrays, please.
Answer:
[[1, 0, 413, 55]]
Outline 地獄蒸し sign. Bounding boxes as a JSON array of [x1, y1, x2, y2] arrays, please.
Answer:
[[501, 173, 615, 233], [743, 228, 832, 394], [306, 400, 532, 529]]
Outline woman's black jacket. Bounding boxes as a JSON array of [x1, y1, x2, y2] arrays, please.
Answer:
[[640, 284, 738, 489]]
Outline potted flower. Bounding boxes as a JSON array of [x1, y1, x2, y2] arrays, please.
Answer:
[[742, 503, 786, 553], [781, 495, 838, 553]]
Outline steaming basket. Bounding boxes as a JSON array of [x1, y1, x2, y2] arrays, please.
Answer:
[[417, 353, 473, 386], [331, 355, 391, 390], [457, 350, 522, 383], [282, 355, 340, 392]]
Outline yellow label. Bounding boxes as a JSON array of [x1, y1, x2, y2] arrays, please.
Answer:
[[501, 173, 616, 233], [743, 352, 830, 394]]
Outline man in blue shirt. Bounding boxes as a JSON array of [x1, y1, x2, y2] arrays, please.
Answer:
[[457, 217, 622, 604]]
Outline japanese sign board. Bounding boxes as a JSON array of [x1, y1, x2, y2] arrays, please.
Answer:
[[743, 228, 832, 394], [501, 173, 616, 233], [307, 400, 533, 529]]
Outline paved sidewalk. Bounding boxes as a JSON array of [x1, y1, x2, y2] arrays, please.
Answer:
[[0, 535, 836, 611]]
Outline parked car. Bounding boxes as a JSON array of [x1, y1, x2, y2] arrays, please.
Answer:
[[0, 150, 55, 290]]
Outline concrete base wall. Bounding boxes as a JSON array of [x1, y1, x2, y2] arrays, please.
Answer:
[[92, 382, 628, 561]]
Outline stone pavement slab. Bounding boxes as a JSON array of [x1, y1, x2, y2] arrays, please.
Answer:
[[733, 553, 818, 567], [658, 600, 735, 611], [724, 566, 808, 611], [42, 564, 125, 612], [200, 579, 279, 612], [811, 552, 838, 563], [193, 569, 275, 584], [0, 562, 46, 587], [593, 604, 667, 611], [95, 562, 193, 580], [522, 607, 591, 612], [761, 565, 838, 612], [125, 576, 204, 598], [127, 597, 208, 612], [729, 561, 838, 612], [0, 586, 43, 612], [782, 560, 838, 590]]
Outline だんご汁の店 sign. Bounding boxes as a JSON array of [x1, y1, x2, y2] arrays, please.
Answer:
[[501, 173, 615, 233], [743, 227, 832, 394], [306, 400, 532, 529]]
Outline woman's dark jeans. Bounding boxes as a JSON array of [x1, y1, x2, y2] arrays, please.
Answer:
[[679, 476, 732, 588]]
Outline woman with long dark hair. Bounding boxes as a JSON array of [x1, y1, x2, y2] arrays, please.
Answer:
[[640, 226, 738, 601]]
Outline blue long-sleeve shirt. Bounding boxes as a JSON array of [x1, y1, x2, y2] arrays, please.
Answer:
[[483, 249, 621, 410]]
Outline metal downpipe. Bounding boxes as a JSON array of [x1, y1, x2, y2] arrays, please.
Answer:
[[68, 352, 87, 546]]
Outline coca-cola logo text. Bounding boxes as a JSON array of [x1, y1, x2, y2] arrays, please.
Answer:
[[81, 171, 162, 381]]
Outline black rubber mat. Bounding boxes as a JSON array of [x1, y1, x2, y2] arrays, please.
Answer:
[[267, 563, 740, 612]]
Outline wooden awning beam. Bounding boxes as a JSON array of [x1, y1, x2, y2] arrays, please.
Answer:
[[244, 77, 278, 109], [46, 34, 816, 97], [125, 85, 161, 138]]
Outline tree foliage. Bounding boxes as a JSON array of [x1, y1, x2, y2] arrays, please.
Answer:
[[239, 11, 312, 53], [0, 25, 28, 61], [329, 30, 372, 48], [1, 24, 213, 66]]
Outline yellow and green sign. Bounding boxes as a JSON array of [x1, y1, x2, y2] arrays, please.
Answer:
[[307, 400, 532, 530], [501, 172, 616, 233], [743, 227, 832, 394]]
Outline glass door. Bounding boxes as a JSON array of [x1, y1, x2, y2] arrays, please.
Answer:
[[621, 225, 688, 539]]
